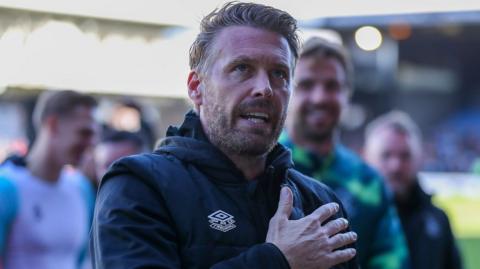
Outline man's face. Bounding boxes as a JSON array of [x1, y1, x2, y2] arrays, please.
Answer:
[[365, 127, 419, 197], [288, 56, 349, 142], [195, 26, 293, 156], [53, 106, 97, 166], [95, 141, 141, 179]]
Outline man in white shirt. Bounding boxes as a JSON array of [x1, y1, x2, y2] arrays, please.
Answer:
[[0, 90, 98, 269]]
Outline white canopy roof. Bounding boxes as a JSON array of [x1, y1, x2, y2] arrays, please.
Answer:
[[0, 0, 478, 98], [1, 0, 479, 27]]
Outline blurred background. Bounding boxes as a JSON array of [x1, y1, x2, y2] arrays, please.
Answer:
[[0, 1, 478, 268]]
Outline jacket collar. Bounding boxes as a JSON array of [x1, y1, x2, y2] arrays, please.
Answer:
[[156, 110, 293, 185], [396, 179, 431, 214], [279, 131, 337, 175]]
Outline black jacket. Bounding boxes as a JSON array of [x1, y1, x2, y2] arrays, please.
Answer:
[[91, 111, 358, 269], [396, 181, 463, 269]]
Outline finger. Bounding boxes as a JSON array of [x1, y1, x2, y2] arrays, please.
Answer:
[[273, 187, 293, 219], [327, 248, 356, 266], [308, 202, 339, 224], [323, 218, 349, 236], [329, 232, 357, 250]]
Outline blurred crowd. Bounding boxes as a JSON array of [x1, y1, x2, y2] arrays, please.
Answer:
[[423, 111, 480, 173]]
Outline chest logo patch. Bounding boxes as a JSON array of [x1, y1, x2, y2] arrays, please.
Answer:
[[208, 210, 236, 232]]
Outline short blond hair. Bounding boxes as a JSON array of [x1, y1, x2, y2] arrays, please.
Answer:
[[33, 90, 97, 130], [365, 110, 422, 156], [300, 37, 354, 91]]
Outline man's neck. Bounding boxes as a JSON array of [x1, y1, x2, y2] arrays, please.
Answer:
[[288, 130, 334, 157], [226, 152, 267, 180], [198, 116, 268, 180], [26, 141, 63, 183], [395, 181, 418, 205]]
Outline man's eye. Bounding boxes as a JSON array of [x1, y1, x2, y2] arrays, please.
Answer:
[[325, 80, 341, 91], [233, 64, 249, 72], [272, 69, 287, 79], [296, 80, 314, 90]]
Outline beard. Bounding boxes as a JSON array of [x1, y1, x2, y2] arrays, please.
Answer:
[[293, 108, 337, 144], [296, 120, 335, 143], [202, 98, 286, 157]]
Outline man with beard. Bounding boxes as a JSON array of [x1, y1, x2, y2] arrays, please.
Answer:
[[281, 37, 410, 269], [364, 111, 463, 269], [91, 2, 359, 269]]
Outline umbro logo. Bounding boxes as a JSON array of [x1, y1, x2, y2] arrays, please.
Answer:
[[208, 210, 236, 232]]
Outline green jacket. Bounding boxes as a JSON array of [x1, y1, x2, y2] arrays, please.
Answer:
[[281, 134, 410, 269]]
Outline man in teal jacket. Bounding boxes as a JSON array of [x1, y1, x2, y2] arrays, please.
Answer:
[[281, 37, 410, 269]]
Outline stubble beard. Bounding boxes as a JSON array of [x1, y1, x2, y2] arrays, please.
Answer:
[[295, 110, 336, 145], [202, 100, 285, 157]]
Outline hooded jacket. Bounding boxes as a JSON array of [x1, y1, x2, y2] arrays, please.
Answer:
[[396, 180, 462, 269], [91, 111, 358, 269]]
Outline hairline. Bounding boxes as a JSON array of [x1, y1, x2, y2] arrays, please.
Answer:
[[365, 114, 423, 158], [198, 25, 297, 76], [297, 52, 351, 93]]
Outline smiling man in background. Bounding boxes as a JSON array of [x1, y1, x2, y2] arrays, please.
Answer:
[[281, 37, 410, 269]]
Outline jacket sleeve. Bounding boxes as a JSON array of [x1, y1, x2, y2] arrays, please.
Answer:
[[91, 173, 290, 269], [91, 173, 182, 269]]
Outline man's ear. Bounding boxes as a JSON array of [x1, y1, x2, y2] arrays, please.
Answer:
[[187, 71, 203, 108], [44, 115, 59, 135]]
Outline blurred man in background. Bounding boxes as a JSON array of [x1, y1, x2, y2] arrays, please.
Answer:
[[94, 130, 146, 179], [0, 90, 97, 269], [73, 131, 146, 192], [70, 130, 145, 269], [364, 110, 463, 269], [281, 37, 410, 269]]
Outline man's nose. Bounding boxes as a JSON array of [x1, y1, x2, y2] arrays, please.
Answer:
[[309, 84, 329, 104], [251, 71, 273, 98], [386, 157, 403, 172]]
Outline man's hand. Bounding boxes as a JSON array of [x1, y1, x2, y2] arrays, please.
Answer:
[[266, 187, 357, 269]]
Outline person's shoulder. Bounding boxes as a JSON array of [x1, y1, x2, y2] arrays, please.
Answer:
[[416, 198, 457, 240], [0, 160, 21, 176], [0, 174, 17, 194], [333, 145, 387, 194], [0, 160, 31, 185], [101, 152, 186, 189], [0, 169, 20, 219], [424, 198, 452, 226], [111, 151, 173, 171], [334, 145, 394, 206], [94, 153, 185, 219], [335, 145, 379, 177]]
